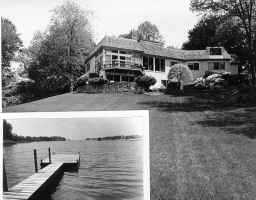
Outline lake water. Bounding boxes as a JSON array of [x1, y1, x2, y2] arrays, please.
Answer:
[[3, 140, 143, 200]]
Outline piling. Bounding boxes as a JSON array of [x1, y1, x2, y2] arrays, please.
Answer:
[[48, 147, 51, 163], [3, 159, 8, 192], [34, 149, 38, 173]]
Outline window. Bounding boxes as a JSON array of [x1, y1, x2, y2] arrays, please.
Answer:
[[210, 47, 222, 55], [208, 62, 225, 70], [143, 56, 149, 70], [143, 56, 154, 71], [112, 50, 118, 53], [149, 57, 154, 71], [188, 63, 199, 71], [120, 56, 126, 67], [213, 62, 225, 70], [120, 51, 127, 54], [155, 57, 160, 71], [160, 58, 165, 72], [112, 55, 118, 66]]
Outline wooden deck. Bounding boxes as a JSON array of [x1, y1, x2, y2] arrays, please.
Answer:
[[3, 153, 80, 200], [40, 153, 80, 168]]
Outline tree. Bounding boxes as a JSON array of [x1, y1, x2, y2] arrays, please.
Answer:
[[49, 1, 94, 91], [3, 119, 13, 140], [183, 15, 222, 50], [137, 21, 163, 42], [119, 29, 138, 40], [190, 0, 256, 84], [119, 21, 163, 43], [182, 15, 248, 65], [135, 75, 156, 91], [1, 17, 23, 86], [28, 1, 94, 95]]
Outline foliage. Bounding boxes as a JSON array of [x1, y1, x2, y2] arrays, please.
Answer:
[[119, 21, 163, 43], [3, 120, 13, 140], [137, 21, 163, 42], [182, 15, 248, 65], [190, 0, 256, 83], [168, 64, 194, 85], [1, 17, 23, 86], [27, 1, 95, 96], [74, 74, 89, 89], [135, 75, 156, 91]]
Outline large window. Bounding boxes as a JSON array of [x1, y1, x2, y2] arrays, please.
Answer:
[[188, 63, 199, 71], [143, 56, 149, 70], [149, 57, 154, 71], [120, 56, 126, 67], [210, 47, 222, 55], [208, 62, 225, 70], [143, 55, 154, 71], [112, 55, 118, 66], [155, 57, 160, 71], [160, 58, 165, 72]]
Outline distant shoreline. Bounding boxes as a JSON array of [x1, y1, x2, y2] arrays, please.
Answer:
[[85, 135, 142, 141], [3, 139, 66, 146]]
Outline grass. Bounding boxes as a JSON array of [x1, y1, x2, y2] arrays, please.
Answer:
[[5, 92, 256, 200]]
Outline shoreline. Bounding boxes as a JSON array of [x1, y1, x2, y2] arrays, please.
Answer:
[[3, 139, 66, 146]]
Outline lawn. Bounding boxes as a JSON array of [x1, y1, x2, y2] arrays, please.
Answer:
[[5, 93, 256, 200]]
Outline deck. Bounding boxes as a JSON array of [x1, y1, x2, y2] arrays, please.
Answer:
[[3, 153, 80, 200]]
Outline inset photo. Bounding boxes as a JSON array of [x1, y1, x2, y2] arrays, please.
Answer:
[[2, 111, 149, 200]]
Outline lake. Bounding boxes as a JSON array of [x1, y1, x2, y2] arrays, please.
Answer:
[[3, 140, 143, 200]]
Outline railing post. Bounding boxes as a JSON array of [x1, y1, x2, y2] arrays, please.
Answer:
[[34, 149, 38, 173], [48, 147, 51, 164], [3, 159, 8, 192]]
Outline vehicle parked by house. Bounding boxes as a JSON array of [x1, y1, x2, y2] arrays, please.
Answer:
[[84, 36, 237, 89]]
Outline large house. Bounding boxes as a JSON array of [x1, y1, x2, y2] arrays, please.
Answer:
[[84, 36, 237, 88]]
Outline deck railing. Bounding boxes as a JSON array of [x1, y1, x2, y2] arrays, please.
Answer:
[[103, 61, 142, 70]]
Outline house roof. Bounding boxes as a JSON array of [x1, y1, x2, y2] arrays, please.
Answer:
[[85, 36, 232, 63]]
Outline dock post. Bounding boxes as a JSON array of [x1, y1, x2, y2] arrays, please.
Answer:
[[3, 159, 8, 192], [34, 149, 38, 173], [48, 147, 51, 164]]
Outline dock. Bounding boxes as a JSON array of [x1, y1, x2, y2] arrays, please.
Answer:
[[3, 152, 80, 200]]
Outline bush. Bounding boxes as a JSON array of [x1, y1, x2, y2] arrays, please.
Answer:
[[74, 74, 89, 90], [203, 71, 216, 79], [15, 80, 35, 94], [135, 75, 156, 92]]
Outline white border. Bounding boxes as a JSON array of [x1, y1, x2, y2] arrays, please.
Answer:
[[1, 110, 150, 200]]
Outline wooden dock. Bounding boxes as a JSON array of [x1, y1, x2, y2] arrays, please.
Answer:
[[3, 153, 80, 200]]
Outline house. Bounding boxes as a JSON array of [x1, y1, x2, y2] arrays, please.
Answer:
[[84, 36, 237, 89]]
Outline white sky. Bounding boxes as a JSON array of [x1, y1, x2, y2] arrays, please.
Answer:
[[6, 117, 145, 140], [0, 0, 200, 48]]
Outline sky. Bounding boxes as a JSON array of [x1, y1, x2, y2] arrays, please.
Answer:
[[0, 0, 200, 48], [6, 117, 146, 140]]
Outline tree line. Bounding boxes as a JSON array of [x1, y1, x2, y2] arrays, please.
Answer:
[[3, 120, 66, 143]]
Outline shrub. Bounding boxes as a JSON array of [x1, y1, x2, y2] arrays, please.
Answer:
[[74, 74, 89, 90], [135, 75, 156, 92], [203, 71, 216, 79], [15, 80, 35, 94]]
